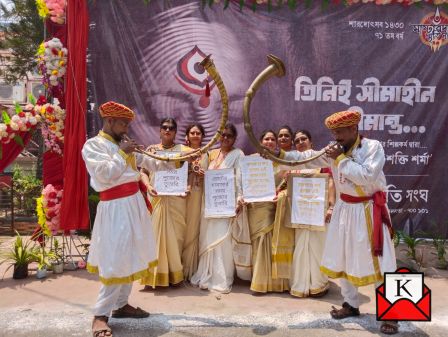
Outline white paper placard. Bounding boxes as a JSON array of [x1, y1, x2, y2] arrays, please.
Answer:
[[204, 168, 236, 218], [290, 176, 327, 226], [154, 162, 188, 196], [240, 156, 276, 203]]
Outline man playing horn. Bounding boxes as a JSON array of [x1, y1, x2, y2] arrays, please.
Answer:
[[82, 101, 177, 337], [270, 110, 398, 335]]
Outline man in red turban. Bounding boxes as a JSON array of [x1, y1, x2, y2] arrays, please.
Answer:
[[82, 101, 176, 337], [272, 110, 398, 335]]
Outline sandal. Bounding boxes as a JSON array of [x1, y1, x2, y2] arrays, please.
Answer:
[[92, 316, 112, 337], [330, 302, 360, 319], [111, 304, 150, 319], [380, 321, 399, 335]]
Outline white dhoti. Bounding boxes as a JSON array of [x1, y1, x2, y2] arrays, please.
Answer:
[[93, 283, 132, 316], [320, 200, 396, 287], [87, 192, 158, 284]]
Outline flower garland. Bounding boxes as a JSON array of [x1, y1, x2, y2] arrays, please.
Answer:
[[37, 38, 68, 89], [36, 184, 63, 236], [33, 96, 65, 155], [0, 104, 41, 157], [208, 0, 448, 9], [36, 0, 66, 24], [348, 0, 447, 4]]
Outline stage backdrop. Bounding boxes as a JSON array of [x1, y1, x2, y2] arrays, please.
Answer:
[[87, 1, 448, 237]]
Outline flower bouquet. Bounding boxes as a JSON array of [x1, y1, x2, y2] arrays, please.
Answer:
[[0, 104, 41, 158], [37, 37, 68, 89], [33, 96, 65, 154], [36, 184, 64, 236], [36, 0, 66, 25]]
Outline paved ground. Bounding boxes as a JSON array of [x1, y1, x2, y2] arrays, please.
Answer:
[[1, 237, 447, 336]]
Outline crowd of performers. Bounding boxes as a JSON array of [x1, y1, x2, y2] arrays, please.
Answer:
[[82, 101, 398, 337]]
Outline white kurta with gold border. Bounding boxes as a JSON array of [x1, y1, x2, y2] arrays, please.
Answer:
[[82, 133, 174, 285]]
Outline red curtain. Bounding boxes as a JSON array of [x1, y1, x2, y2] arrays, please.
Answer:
[[42, 151, 63, 186], [59, 0, 90, 231], [0, 131, 33, 173]]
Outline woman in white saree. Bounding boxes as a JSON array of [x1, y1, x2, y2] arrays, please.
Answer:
[[183, 124, 209, 280], [289, 130, 335, 297], [191, 123, 248, 293], [247, 130, 289, 293]]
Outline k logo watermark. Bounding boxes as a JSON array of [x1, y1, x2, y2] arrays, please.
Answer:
[[376, 268, 431, 321]]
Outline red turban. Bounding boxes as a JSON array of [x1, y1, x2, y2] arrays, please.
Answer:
[[99, 101, 135, 121], [325, 110, 361, 130]]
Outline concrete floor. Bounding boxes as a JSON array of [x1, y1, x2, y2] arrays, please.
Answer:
[[0, 237, 447, 336]]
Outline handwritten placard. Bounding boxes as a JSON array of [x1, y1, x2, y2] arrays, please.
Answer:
[[204, 168, 236, 218], [154, 162, 188, 196], [240, 156, 276, 203], [288, 173, 329, 227]]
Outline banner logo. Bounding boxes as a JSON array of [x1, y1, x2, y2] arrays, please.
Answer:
[[175, 45, 215, 108], [411, 7, 448, 52], [376, 268, 431, 321]]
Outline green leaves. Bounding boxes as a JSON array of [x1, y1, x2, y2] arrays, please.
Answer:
[[14, 102, 22, 114], [2, 111, 11, 124], [0, 0, 45, 84], [13, 135, 24, 147], [321, 0, 330, 10], [288, 0, 297, 11], [28, 93, 36, 105]]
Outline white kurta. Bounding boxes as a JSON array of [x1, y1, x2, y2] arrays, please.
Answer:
[[191, 148, 250, 293], [284, 137, 396, 287], [82, 134, 173, 285]]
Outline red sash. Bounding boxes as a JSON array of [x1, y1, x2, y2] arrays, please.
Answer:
[[340, 192, 393, 257], [100, 181, 153, 214]]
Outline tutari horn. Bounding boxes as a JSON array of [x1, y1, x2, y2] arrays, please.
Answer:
[[136, 55, 228, 162], [243, 55, 327, 166]]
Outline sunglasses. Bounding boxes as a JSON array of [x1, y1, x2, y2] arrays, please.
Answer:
[[294, 136, 309, 144], [221, 133, 235, 139], [189, 131, 202, 136], [161, 125, 176, 131]]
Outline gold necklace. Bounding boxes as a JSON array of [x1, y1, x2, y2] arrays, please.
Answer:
[[161, 143, 176, 150]]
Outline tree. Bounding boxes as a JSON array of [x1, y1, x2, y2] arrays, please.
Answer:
[[11, 164, 42, 215], [0, 0, 44, 84]]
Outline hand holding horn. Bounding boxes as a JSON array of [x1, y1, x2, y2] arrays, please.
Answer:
[[243, 55, 328, 166]]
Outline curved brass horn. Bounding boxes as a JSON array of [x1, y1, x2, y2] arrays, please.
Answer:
[[137, 55, 228, 162], [243, 55, 326, 166]]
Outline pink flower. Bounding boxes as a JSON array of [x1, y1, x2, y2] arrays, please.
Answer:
[[37, 96, 47, 105], [47, 210, 56, 218], [77, 260, 86, 269]]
